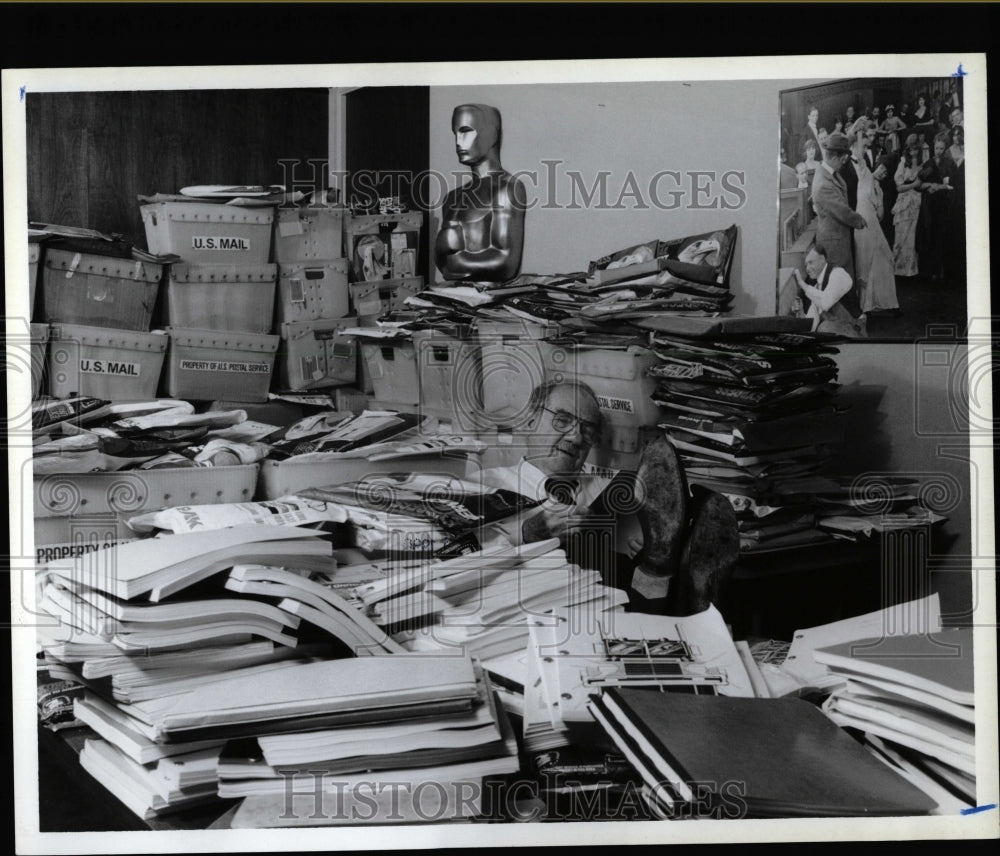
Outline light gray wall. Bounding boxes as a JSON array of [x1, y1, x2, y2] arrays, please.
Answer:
[[429, 79, 819, 314], [834, 342, 975, 622]]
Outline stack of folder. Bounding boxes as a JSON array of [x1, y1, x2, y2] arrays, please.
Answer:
[[816, 627, 977, 813], [644, 330, 848, 552]]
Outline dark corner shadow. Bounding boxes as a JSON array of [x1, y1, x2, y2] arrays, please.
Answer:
[[834, 380, 892, 476]]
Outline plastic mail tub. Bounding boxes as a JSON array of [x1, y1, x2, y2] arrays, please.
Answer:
[[257, 455, 470, 501], [47, 323, 167, 402], [276, 260, 349, 324], [29, 241, 41, 318], [345, 212, 423, 282], [273, 206, 344, 263], [276, 318, 357, 391], [361, 340, 419, 405], [140, 201, 274, 265], [475, 318, 562, 426], [34, 463, 259, 519], [349, 277, 423, 325], [33, 516, 141, 563], [542, 345, 661, 458], [165, 263, 277, 333], [413, 330, 482, 423], [42, 249, 163, 331], [165, 327, 279, 402], [30, 322, 49, 400]]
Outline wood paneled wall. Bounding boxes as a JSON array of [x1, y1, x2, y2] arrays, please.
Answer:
[[26, 89, 329, 251], [345, 86, 430, 281]]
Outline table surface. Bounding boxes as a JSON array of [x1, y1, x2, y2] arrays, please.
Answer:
[[37, 725, 238, 832]]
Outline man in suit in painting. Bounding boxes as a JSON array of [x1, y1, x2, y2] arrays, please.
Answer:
[[811, 131, 867, 281], [802, 104, 823, 158], [838, 142, 860, 210]]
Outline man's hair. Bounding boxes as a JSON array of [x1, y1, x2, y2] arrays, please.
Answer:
[[811, 242, 828, 259], [527, 379, 602, 440]]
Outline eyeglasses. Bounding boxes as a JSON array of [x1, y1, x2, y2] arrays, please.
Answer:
[[543, 407, 601, 444]]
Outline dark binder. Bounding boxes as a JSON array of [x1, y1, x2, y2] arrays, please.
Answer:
[[595, 689, 938, 818]]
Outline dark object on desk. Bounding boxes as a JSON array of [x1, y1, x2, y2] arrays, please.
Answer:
[[37, 674, 86, 732], [590, 689, 938, 818], [636, 314, 813, 338]]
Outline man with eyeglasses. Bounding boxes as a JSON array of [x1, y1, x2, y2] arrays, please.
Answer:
[[478, 380, 738, 616]]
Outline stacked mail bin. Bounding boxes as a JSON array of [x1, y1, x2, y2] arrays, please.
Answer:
[[348, 211, 424, 405], [28, 237, 47, 400], [272, 203, 357, 393], [141, 200, 279, 402], [40, 242, 169, 403]]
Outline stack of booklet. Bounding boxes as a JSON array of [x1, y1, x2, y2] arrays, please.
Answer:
[[35, 524, 420, 820], [817, 627, 977, 813], [645, 330, 848, 552], [364, 539, 628, 662], [216, 655, 518, 826]]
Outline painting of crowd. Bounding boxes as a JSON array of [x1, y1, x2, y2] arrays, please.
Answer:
[[779, 77, 966, 339]]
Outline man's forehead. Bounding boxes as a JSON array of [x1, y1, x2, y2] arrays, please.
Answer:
[[546, 385, 599, 418]]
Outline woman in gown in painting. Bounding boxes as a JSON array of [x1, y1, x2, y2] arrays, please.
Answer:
[[942, 124, 966, 287], [911, 92, 937, 137], [848, 119, 899, 313], [892, 134, 924, 278], [915, 134, 955, 283], [798, 138, 822, 221]]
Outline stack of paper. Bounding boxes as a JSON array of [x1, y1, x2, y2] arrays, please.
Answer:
[[34, 524, 407, 822], [42, 524, 332, 603], [79, 738, 222, 820], [811, 476, 948, 538], [331, 226, 741, 350], [212, 656, 519, 826], [816, 626, 977, 811], [644, 331, 853, 552], [757, 594, 944, 698], [225, 564, 405, 657], [367, 540, 628, 662]]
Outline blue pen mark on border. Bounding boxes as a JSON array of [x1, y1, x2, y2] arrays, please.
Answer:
[[19, 85, 26, 102], [953, 64, 968, 78], [960, 803, 996, 815]]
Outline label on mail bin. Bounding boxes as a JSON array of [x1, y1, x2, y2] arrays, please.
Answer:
[[192, 237, 251, 251]]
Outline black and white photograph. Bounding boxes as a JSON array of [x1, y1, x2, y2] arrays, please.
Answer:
[[777, 76, 969, 341], [4, 5, 997, 852]]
